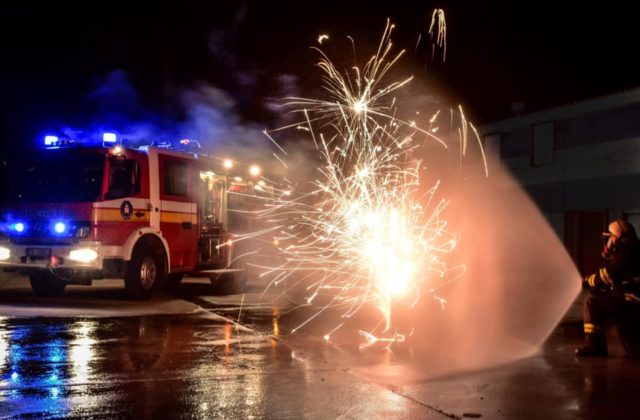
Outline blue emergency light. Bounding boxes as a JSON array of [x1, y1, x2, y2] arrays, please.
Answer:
[[44, 135, 59, 146], [103, 132, 117, 143], [53, 222, 67, 235], [2, 221, 27, 236], [12, 222, 26, 233]]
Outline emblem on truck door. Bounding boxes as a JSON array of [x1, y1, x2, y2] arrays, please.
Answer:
[[120, 200, 133, 220]]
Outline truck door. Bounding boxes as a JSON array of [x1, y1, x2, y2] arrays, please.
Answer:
[[157, 153, 198, 269], [94, 151, 150, 246]]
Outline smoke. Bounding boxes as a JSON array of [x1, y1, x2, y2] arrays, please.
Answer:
[[54, 69, 303, 176], [178, 83, 270, 164], [56, 70, 169, 144], [176, 77, 322, 187], [88, 70, 141, 114]]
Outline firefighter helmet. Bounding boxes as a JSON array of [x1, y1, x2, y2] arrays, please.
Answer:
[[603, 220, 637, 240]]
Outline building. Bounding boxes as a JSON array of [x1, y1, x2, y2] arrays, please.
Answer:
[[480, 88, 640, 275]]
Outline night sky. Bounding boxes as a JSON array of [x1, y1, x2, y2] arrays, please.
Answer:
[[1, 1, 639, 154]]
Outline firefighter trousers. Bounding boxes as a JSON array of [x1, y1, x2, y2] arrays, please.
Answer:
[[584, 290, 640, 355]]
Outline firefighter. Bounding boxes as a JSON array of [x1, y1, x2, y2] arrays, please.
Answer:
[[575, 219, 640, 357]]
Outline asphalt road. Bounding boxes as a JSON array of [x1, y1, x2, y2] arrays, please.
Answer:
[[0, 273, 638, 419]]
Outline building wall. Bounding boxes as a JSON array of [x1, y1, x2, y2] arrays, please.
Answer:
[[483, 98, 640, 215], [480, 91, 640, 274]]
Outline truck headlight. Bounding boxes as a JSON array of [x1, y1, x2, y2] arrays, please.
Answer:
[[0, 246, 9, 260], [68, 248, 98, 263]]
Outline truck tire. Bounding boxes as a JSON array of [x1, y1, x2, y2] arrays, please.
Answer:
[[29, 273, 66, 296], [125, 239, 166, 300]]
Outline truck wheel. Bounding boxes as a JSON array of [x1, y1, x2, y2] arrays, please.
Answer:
[[209, 272, 246, 295], [125, 242, 166, 300], [29, 273, 66, 296]]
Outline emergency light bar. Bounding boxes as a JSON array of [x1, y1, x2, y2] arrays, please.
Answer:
[[103, 132, 117, 143], [102, 132, 118, 147], [39, 129, 209, 159], [44, 135, 59, 146]]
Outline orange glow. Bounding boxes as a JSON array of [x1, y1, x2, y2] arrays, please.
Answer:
[[249, 165, 261, 177]]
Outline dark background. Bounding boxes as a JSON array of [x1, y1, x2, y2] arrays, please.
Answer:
[[1, 0, 639, 154]]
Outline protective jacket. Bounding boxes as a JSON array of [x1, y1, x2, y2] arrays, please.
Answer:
[[584, 234, 640, 299]]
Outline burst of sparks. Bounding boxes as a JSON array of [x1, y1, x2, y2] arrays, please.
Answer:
[[246, 19, 482, 347]]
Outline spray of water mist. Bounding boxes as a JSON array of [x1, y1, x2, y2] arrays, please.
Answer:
[[390, 159, 583, 378]]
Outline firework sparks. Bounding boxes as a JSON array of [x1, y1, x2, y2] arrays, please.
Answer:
[[251, 19, 481, 346], [416, 8, 447, 65], [429, 9, 447, 62]]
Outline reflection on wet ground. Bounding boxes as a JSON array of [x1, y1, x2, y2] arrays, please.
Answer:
[[0, 310, 436, 419], [1, 286, 640, 419], [0, 314, 274, 418]]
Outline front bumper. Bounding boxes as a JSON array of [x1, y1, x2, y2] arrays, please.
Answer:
[[0, 240, 107, 271]]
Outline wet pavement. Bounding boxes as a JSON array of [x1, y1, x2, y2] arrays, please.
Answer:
[[0, 274, 638, 419]]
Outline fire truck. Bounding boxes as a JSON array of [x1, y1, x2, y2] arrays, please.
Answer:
[[0, 133, 264, 299]]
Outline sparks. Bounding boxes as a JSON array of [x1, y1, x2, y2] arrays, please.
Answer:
[[252, 19, 482, 347], [429, 9, 447, 62]]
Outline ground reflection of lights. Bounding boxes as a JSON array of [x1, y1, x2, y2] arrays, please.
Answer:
[[224, 323, 232, 356], [0, 319, 8, 378], [45, 338, 66, 400], [7, 330, 25, 385], [186, 320, 273, 417], [69, 321, 97, 384], [0, 320, 96, 414], [0, 320, 71, 415]]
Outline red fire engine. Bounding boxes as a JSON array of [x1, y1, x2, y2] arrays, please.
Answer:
[[0, 133, 263, 299]]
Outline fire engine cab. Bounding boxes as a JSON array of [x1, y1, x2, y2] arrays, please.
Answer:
[[0, 133, 263, 299]]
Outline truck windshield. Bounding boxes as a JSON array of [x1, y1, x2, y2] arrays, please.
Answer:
[[1, 150, 105, 203]]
